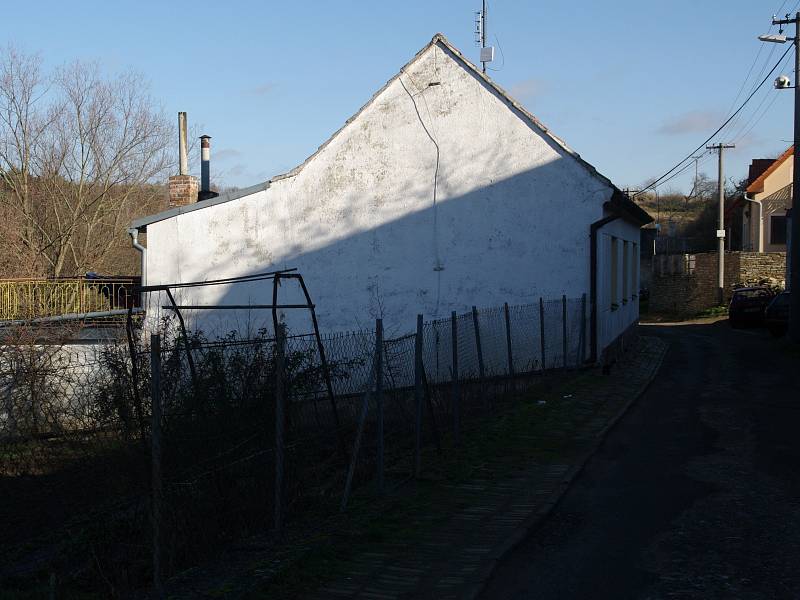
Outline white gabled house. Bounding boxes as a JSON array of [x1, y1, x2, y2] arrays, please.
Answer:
[[130, 33, 650, 363]]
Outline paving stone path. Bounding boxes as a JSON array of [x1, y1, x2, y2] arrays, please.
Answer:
[[307, 336, 668, 600]]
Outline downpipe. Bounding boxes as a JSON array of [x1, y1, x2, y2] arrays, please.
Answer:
[[128, 228, 146, 306], [743, 193, 764, 252]]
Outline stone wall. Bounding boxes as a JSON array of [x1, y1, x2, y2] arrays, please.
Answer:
[[648, 251, 786, 315], [738, 252, 787, 283]]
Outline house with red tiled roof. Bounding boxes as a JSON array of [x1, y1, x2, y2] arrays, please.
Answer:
[[743, 146, 792, 252]]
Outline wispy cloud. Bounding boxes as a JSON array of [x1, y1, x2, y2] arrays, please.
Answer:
[[731, 131, 767, 152], [215, 148, 243, 162], [509, 78, 547, 102], [227, 163, 247, 178], [246, 82, 276, 96], [657, 110, 721, 135]]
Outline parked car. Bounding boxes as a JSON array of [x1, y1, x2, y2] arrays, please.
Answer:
[[728, 286, 775, 328], [764, 291, 790, 337]]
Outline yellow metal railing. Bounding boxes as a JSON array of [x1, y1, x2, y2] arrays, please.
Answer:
[[0, 277, 140, 321]]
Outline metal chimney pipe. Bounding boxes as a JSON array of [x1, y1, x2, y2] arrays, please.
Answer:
[[200, 135, 211, 193], [178, 112, 189, 175]]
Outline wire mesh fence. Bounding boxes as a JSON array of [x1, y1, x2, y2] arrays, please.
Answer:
[[0, 294, 588, 597]]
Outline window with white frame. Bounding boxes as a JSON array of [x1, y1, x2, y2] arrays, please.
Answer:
[[610, 236, 619, 308], [622, 241, 629, 302], [632, 243, 638, 295]]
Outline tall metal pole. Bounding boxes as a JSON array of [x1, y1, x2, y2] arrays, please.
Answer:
[[707, 142, 734, 305], [769, 12, 800, 342], [792, 13, 800, 342], [717, 146, 725, 305]]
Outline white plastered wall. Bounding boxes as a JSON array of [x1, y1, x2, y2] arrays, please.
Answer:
[[144, 41, 614, 342], [595, 217, 641, 354]]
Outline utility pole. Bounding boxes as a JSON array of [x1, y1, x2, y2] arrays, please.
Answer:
[[707, 143, 735, 305], [771, 12, 800, 343]]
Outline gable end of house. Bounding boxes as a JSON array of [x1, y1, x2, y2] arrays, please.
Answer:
[[133, 33, 628, 232]]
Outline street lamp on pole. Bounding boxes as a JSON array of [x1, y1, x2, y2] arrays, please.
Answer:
[[759, 13, 800, 343]]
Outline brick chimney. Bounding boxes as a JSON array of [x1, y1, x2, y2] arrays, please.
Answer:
[[169, 174, 199, 208], [168, 112, 199, 208]]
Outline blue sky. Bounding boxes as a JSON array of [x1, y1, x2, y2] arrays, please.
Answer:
[[3, 0, 795, 193]]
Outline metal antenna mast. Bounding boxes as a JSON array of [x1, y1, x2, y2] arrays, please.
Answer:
[[474, 0, 494, 73], [481, 0, 487, 73]]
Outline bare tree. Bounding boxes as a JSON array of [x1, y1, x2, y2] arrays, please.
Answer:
[[0, 47, 171, 277]]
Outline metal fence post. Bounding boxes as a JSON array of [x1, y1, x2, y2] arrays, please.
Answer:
[[414, 314, 424, 478], [562, 294, 568, 369], [539, 298, 546, 371], [472, 306, 486, 408], [274, 324, 286, 534], [375, 318, 384, 494], [504, 302, 515, 391], [149, 334, 163, 599], [341, 372, 373, 511], [451, 311, 460, 447], [580, 293, 587, 364]]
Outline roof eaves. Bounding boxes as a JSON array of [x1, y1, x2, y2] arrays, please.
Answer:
[[269, 35, 445, 183], [131, 181, 270, 231], [132, 32, 619, 231], [274, 33, 617, 190], [429, 34, 616, 190], [605, 188, 653, 226], [761, 182, 793, 202], [745, 145, 793, 194]]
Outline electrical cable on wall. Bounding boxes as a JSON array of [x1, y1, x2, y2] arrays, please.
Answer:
[[487, 34, 505, 72], [399, 67, 444, 315]]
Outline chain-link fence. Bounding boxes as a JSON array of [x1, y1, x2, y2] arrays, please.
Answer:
[[0, 324, 151, 596], [1, 294, 587, 597]]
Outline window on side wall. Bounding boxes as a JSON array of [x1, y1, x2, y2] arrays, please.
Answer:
[[622, 241, 629, 302], [770, 215, 787, 245], [632, 243, 638, 295], [610, 237, 619, 309]]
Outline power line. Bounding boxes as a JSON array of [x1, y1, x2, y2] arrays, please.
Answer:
[[723, 1, 791, 119], [734, 90, 782, 145], [725, 45, 792, 145], [641, 150, 714, 193], [722, 44, 777, 135], [633, 43, 792, 197], [725, 43, 770, 118]]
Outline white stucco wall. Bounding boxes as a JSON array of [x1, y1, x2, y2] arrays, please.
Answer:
[[1, 343, 111, 435], [143, 40, 629, 350], [595, 217, 641, 354]]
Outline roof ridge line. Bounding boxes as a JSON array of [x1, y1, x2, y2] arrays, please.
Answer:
[[133, 32, 620, 230], [745, 144, 793, 195]]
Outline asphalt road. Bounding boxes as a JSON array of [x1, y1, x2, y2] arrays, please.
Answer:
[[481, 319, 800, 600]]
